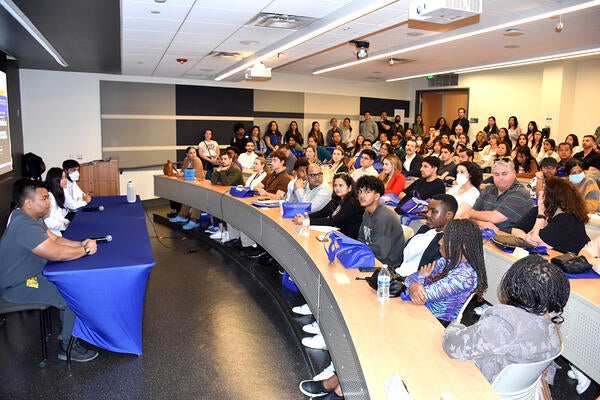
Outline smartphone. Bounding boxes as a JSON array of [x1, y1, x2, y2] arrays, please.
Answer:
[[358, 266, 376, 273]]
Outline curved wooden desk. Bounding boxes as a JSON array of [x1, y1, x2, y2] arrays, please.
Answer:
[[154, 175, 498, 400]]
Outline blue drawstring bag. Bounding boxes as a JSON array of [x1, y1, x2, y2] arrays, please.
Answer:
[[229, 186, 257, 198], [281, 202, 311, 218], [183, 168, 196, 181], [324, 231, 375, 269]]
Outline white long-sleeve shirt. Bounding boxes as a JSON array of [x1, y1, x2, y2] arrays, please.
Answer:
[[63, 180, 88, 210], [44, 192, 69, 236]]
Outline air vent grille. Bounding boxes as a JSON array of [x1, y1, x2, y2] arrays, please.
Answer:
[[248, 13, 315, 30], [427, 74, 458, 87]]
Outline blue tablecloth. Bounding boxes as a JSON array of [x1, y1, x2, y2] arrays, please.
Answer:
[[43, 196, 155, 355]]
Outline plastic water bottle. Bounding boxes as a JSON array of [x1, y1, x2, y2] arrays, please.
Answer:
[[127, 181, 136, 203], [377, 264, 391, 303], [301, 212, 310, 236]]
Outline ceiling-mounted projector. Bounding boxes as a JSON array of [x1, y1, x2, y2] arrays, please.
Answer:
[[245, 62, 271, 81], [409, 0, 482, 24]]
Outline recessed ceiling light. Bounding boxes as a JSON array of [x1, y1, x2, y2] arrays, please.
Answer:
[[503, 28, 523, 37], [150, 10, 160, 14], [406, 32, 424, 37], [240, 40, 259, 46], [504, 45, 520, 49]]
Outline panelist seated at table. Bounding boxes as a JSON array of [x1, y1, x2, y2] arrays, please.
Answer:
[[43, 167, 71, 237], [462, 158, 532, 233], [356, 176, 405, 268], [62, 159, 91, 210], [442, 255, 568, 384], [0, 179, 99, 362], [293, 173, 363, 239], [396, 194, 457, 277], [511, 178, 590, 254], [169, 146, 206, 230], [404, 219, 488, 326]]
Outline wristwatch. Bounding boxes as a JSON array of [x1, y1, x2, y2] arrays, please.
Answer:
[[84, 245, 91, 255], [536, 214, 546, 219]]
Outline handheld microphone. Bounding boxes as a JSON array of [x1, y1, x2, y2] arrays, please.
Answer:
[[91, 235, 112, 243], [81, 205, 104, 212]]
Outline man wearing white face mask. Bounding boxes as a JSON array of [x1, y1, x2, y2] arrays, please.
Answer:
[[62, 159, 91, 210], [565, 159, 600, 213]]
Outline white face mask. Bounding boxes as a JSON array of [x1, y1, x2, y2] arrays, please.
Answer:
[[569, 172, 585, 184], [416, 139, 423, 145], [69, 170, 80, 181], [455, 173, 469, 186]]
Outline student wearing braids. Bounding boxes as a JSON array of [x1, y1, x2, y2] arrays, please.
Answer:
[[404, 219, 488, 325], [442, 255, 569, 383]]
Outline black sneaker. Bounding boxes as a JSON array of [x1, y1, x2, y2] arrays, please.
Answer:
[[58, 340, 99, 362]]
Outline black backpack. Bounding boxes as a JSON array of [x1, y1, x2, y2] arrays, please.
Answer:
[[22, 152, 46, 180]]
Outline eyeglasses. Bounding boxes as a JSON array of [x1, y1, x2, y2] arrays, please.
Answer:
[[308, 172, 323, 178], [493, 157, 512, 164]]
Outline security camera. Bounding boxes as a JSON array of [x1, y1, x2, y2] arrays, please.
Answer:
[[554, 21, 563, 33]]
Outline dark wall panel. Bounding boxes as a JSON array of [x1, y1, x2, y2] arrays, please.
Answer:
[[359, 97, 410, 118], [176, 86, 253, 116], [176, 119, 253, 149]]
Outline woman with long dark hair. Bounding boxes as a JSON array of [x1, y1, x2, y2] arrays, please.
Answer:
[[529, 130, 543, 158], [307, 121, 325, 147], [435, 117, 451, 137], [482, 116, 499, 138], [511, 133, 528, 158], [518, 177, 590, 253], [513, 146, 538, 179], [405, 219, 488, 325], [285, 120, 303, 147], [507, 116, 522, 145], [293, 173, 363, 239], [265, 120, 283, 154], [526, 120, 540, 142], [44, 167, 70, 236], [443, 255, 568, 383], [412, 114, 424, 137]]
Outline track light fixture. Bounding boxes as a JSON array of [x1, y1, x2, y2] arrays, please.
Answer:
[[350, 40, 369, 60]]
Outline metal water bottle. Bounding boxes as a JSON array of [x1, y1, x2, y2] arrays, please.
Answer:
[[126, 181, 136, 203]]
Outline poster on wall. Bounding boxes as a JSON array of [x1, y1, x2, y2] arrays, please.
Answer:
[[394, 109, 405, 125], [0, 70, 12, 175]]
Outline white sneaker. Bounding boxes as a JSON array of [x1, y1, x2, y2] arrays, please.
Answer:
[[313, 362, 336, 381], [303, 321, 321, 335], [292, 303, 312, 316], [210, 231, 223, 240], [473, 303, 490, 316], [568, 366, 591, 394], [220, 231, 230, 243], [302, 333, 327, 350]]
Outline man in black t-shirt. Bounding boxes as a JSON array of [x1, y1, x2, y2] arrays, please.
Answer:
[[395, 156, 446, 213]]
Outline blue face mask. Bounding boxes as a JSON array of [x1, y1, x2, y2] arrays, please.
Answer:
[[569, 172, 585, 184]]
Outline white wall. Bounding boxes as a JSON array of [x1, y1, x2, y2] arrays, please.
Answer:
[[404, 58, 600, 140]]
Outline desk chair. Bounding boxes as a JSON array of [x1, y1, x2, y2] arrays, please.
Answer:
[[0, 297, 52, 368], [491, 346, 563, 400], [455, 292, 475, 325]]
